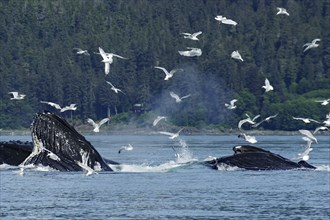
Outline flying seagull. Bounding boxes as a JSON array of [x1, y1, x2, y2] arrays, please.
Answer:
[[154, 66, 183, 81], [303, 39, 321, 52], [252, 114, 278, 128], [73, 48, 90, 56], [276, 7, 290, 16], [323, 113, 330, 126], [295, 138, 313, 161], [262, 78, 274, 92], [40, 101, 77, 112], [159, 128, 184, 139], [178, 47, 202, 57], [87, 117, 110, 132], [238, 114, 260, 129], [180, 31, 202, 41], [9, 92, 26, 100], [170, 91, 191, 103], [299, 129, 318, 144], [106, 81, 126, 95], [315, 99, 330, 106], [238, 133, 257, 144], [118, 144, 133, 154], [215, 15, 238, 26], [231, 51, 243, 62], [313, 126, 329, 134], [97, 47, 127, 75], [59, 104, 77, 112], [225, 99, 238, 110], [153, 116, 167, 126], [292, 117, 320, 124]]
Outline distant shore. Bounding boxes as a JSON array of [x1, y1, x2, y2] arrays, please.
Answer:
[[0, 126, 317, 137]]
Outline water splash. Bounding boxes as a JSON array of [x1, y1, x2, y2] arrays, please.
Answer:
[[173, 139, 198, 164]]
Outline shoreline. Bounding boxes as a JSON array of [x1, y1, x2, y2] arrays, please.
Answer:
[[0, 127, 325, 137]]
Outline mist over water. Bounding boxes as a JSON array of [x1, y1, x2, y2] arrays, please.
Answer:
[[151, 64, 236, 127]]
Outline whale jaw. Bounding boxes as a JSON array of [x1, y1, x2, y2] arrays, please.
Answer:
[[22, 112, 112, 172]]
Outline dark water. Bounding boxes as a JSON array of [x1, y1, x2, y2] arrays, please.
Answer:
[[1, 134, 329, 219]]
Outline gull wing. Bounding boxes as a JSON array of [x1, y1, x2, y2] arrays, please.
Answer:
[[181, 94, 191, 100], [192, 31, 202, 37], [73, 48, 83, 52], [159, 131, 175, 136], [230, 99, 238, 105], [170, 92, 180, 100], [221, 19, 237, 25], [87, 118, 97, 128], [98, 47, 108, 60], [180, 32, 191, 36], [106, 81, 115, 88], [98, 118, 110, 127], [154, 66, 168, 74], [40, 101, 62, 110], [112, 53, 127, 59]]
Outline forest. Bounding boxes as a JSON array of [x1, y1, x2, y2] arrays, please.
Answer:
[[0, 0, 329, 131]]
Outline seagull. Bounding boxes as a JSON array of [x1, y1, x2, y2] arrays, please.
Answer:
[[292, 117, 320, 124], [118, 144, 133, 154], [296, 138, 313, 161], [215, 15, 238, 26], [238, 133, 257, 144], [231, 51, 243, 62], [106, 81, 126, 95], [315, 99, 330, 106], [225, 99, 238, 109], [238, 114, 260, 129], [153, 116, 167, 126], [178, 47, 202, 57], [8, 92, 26, 100], [40, 101, 77, 112], [97, 47, 127, 75], [303, 39, 321, 52], [159, 128, 184, 139], [252, 114, 278, 128], [180, 31, 202, 41], [262, 78, 274, 92], [73, 48, 90, 56], [276, 7, 290, 16], [40, 101, 61, 110], [60, 104, 77, 112], [299, 129, 318, 144], [323, 113, 330, 126], [323, 119, 330, 127], [313, 126, 329, 134], [154, 66, 183, 81], [87, 117, 110, 132], [170, 91, 191, 103]]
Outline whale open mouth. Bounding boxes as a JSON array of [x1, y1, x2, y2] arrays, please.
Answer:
[[22, 111, 112, 172]]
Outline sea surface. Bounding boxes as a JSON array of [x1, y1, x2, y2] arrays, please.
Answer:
[[0, 134, 329, 219]]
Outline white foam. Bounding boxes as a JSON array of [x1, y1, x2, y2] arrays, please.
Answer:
[[109, 161, 184, 173], [216, 163, 242, 171], [315, 165, 330, 171]]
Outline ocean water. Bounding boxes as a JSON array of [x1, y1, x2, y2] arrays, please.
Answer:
[[0, 134, 329, 219]]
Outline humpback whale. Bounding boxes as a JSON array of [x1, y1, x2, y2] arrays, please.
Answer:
[[0, 112, 316, 171], [1, 112, 116, 171], [203, 145, 316, 170]]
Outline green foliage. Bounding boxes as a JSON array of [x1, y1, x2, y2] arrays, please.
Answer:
[[0, 0, 329, 131]]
